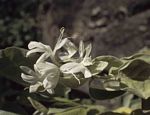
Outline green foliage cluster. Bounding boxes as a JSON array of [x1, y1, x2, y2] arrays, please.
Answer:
[[0, 29, 150, 115]]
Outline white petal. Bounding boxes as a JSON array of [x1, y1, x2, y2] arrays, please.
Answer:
[[60, 62, 86, 76], [26, 48, 45, 57], [63, 40, 77, 58], [35, 62, 59, 75], [29, 83, 42, 93], [47, 88, 54, 94], [54, 38, 68, 51], [28, 41, 45, 49], [81, 67, 92, 78], [85, 43, 92, 57], [21, 73, 37, 84], [20, 66, 36, 76], [36, 53, 50, 63], [79, 40, 85, 57], [57, 27, 65, 42], [82, 57, 93, 66], [61, 63, 92, 78], [43, 75, 59, 90], [60, 62, 80, 73]]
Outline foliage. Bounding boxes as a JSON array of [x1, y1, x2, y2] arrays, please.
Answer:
[[0, 28, 150, 115]]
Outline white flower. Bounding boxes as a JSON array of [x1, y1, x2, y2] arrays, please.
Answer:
[[26, 28, 77, 65], [79, 41, 93, 66], [26, 41, 53, 64], [60, 62, 91, 77], [20, 62, 60, 94], [60, 41, 93, 83], [59, 39, 77, 62]]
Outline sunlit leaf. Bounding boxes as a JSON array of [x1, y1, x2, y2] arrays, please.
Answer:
[[55, 106, 87, 115], [93, 56, 123, 71], [120, 75, 150, 99]]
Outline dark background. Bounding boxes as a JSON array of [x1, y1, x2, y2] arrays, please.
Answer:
[[1, 0, 150, 57]]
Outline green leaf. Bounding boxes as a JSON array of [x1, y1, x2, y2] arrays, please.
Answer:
[[89, 87, 125, 100], [47, 108, 65, 114], [93, 56, 123, 71], [120, 59, 150, 81], [28, 97, 48, 113], [0, 47, 38, 86], [121, 53, 145, 61], [55, 106, 87, 115], [120, 75, 150, 99]]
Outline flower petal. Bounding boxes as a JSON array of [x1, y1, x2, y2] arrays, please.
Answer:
[[60, 62, 81, 73], [43, 75, 59, 94], [20, 66, 36, 76], [47, 88, 54, 94], [79, 40, 85, 57], [21, 73, 37, 84], [29, 82, 42, 93], [81, 67, 92, 78], [26, 48, 45, 57], [54, 38, 68, 53], [28, 41, 45, 49], [85, 43, 92, 57], [63, 40, 77, 58], [36, 53, 50, 63], [35, 62, 59, 75]]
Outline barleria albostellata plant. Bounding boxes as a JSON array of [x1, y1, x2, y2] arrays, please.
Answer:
[[0, 27, 150, 115]]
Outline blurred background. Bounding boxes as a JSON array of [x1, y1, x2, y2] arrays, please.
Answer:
[[0, 0, 150, 114], [1, 0, 150, 56]]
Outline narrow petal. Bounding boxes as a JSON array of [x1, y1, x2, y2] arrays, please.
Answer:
[[21, 73, 37, 84], [43, 77, 52, 89], [54, 38, 68, 52], [29, 83, 42, 93], [20, 66, 36, 76], [47, 88, 54, 94], [81, 67, 92, 78], [82, 57, 93, 66], [60, 62, 80, 73], [28, 41, 45, 49], [43, 75, 59, 91], [79, 40, 85, 57], [64, 40, 77, 58], [35, 62, 59, 75], [26, 48, 45, 57], [60, 62, 89, 78], [36, 53, 50, 63], [85, 43, 92, 57]]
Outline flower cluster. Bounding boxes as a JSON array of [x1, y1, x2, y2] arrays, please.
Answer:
[[20, 28, 108, 94]]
